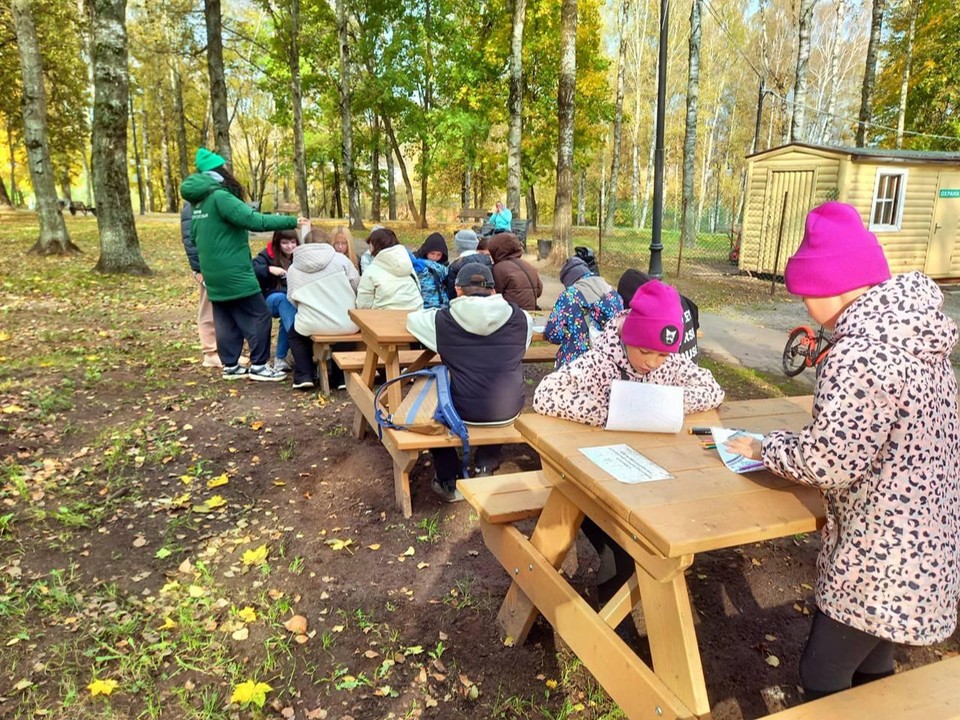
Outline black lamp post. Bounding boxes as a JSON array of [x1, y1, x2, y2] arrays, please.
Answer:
[[648, 0, 669, 279]]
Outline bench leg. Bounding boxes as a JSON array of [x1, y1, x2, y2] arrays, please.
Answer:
[[495, 487, 583, 646], [393, 453, 418, 518], [353, 350, 379, 440]]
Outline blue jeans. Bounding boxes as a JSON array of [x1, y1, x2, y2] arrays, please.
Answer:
[[265, 292, 297, 359]]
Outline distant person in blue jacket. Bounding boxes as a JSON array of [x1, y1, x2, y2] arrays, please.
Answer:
[[489, 201, 512, 232]]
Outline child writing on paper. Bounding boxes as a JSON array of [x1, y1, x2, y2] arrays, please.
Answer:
[[725, 202, 960, 701], [534, 280, 725, 603]]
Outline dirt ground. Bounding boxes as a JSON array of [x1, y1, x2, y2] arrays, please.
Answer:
[[1, 214, 958, 720]]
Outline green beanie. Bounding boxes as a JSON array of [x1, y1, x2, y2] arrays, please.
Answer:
[[195, 147, 226, 173]]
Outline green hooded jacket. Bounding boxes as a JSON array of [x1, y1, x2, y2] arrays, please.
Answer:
[[180, 173, 297, 302]]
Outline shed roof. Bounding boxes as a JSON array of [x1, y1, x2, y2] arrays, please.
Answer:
[[747, 141, 960, 165]]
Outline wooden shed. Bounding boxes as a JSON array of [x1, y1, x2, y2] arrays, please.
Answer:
[[740, 142, 960, 281]]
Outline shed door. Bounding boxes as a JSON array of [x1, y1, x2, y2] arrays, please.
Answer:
[[925, 172, 960, 278], [758, 170, 816, 275]]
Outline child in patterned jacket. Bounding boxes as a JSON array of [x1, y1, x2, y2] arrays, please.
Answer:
[[414, 233, 450, 309], [543, 257, 623, 367], [534, 279, 725, 604], [727, 202, 960, 701]]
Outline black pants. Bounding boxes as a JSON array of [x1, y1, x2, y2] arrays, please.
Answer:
[[581, 518, 635, 604], [431, 445, 503, 485], [799, 609, 896, 699], [212, 293, 272, 366]]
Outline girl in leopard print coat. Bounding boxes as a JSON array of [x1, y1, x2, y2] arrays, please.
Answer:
[[729, 203, 960, 699]]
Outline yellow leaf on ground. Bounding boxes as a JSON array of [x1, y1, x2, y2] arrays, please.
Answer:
[[2, 405, 25, 414], [179, 475, 194, 485], [187, 585, 205, 598], [367, 544, 381, 551], [242, 544, 269, 566], [416, 562, 429, 570], [230, 680, 272, 708], [159, 617, 177, 630], [207, 474, 229, 488], [250, 421, 263, 430], [325, 538, 353, 552], [237, 606, 257, 623], [402, 546, 415, 557], [88, 678, 118, 696], [0, 331, 10, 341], [205, 495, 227, 509]]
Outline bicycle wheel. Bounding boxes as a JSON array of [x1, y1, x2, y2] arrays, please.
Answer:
[[782, 327, 814, 376]]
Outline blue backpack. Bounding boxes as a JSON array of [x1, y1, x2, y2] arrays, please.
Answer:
[[374, 365, 471, 477]]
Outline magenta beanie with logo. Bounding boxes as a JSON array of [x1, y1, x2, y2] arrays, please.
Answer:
[[783, 202, 891, 298], [620, 280, 683, 353]]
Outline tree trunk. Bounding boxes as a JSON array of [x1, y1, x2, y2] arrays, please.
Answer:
[[550, 0, 576, 266], [506, 0, 526, 214], [159, 89, 178, 212], [631, 0, 649, 228], [0, 175, 12, 208], [790, 0, 816, 142], [385, 133, 397, 220], [820, 0, 845, 144], [332, 159, 343, 218], [172, 66, 189, 181], [318, 159, 327, 217], [336, 0, 363, 230], [895, 0, 917, 148], [7, 124, 20, 206], [383, 115, 421, 226], [204, 0, 231, 163], [526, 185, 537, 230], [680, 0, 701, 249], [577, 168, 585, 225], [604, 0, 629, 232], [129, 95, 146, 215], [289, 0, 310, 217], [91, 0, 150, 273], [59, 170, 73, 203], [419, 137, 429, 229], [640, 104, 655, 228], [371, 114, 381, 220], [141, 104, 154, 212], [11, 0, 76, 254], [856, 0, 884, 147]]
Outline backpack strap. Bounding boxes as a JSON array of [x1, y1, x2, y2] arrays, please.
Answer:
[[430, 366, 471, 478], [374, 368, 434, 438]]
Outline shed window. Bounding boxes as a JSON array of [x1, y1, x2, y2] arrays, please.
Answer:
[[869, 169, 907, 231]]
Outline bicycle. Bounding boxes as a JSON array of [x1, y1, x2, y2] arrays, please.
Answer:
[[782, 324, 833, 377]]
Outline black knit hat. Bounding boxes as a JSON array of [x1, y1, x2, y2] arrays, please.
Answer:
[[417, 232, 449, 264]]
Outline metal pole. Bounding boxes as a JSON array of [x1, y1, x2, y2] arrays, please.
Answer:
[[648, 0, 669, 279], [771, 190, 789, 296]]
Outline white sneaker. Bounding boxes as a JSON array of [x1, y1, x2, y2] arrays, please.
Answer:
[[248, 364, 286, 382], [222, 365, 248, 380], [273, 357, 293, 373]]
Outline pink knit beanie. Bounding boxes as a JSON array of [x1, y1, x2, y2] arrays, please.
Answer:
[[783, 202, 891, 298], [620, 280, 683, 353]]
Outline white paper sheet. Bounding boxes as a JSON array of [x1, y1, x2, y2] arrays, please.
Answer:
[[604, 380, 684, 433], [579, 444, 673, 484], [532, 324, 546, 334], [710, 427, 766, 474]]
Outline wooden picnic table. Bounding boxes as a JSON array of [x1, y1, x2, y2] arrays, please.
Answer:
[[474, 396, 823, 720], [343, 307, 552, 516]]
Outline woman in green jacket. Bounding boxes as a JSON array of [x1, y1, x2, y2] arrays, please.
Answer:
[[180, 148, 305, 382]]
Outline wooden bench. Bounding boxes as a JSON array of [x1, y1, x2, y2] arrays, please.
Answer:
[[310, 333, 363, 395], [459, 470, 553, 524], [345, 372, 538, 517], [333, 345, 557, 374], [459, 207, 489, 222], [761, 655, 960, 719]]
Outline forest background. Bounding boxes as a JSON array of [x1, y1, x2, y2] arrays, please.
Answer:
[[1, 0, 959, 271]]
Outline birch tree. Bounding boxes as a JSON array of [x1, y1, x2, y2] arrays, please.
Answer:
[[789, 0, 816, 141], [289, 0, 309, 216], [11, 0, 75, 254], [895, 0, 917, 148], [680, 0, 702, 249], [336, 0, 362, 229], [550, 0, 576, 265], [856, 0, 884, 147], [604, 0, 629, 232], [91, 0, 151, 274], [506, 0, 526, 214], [204, 0, 231, 163]]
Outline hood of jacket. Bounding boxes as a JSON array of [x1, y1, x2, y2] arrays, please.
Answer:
[[448, 294, 518, 335], [489, 233, 522, 262], [417, 233, 449, 264], [574, 275, 614, 304], [374, 244, 415, 277], [291, 242, 336, 273], [834, 271, 957, 363], [180, 172, 224, 204]]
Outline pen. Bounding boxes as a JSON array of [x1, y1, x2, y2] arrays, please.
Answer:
[[689, 427, 711, 436]]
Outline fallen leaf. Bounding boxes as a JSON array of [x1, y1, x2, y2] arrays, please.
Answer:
[[402, 546, 415, 557], [325, 538, 354, 552], [284, 615, 308, 634], [132, 536, 147, 548], [205, 495, 227, 509], [230, 680, 272, 709], [13, 679, 33, 692], [364, 650, 379, 659], [242, 544, 269, 566], [237, 606, 257, 623], [250, 421, 264, 431], [2, 405, 25, 414], [367, 543, 381, 551], [154, 548, 172, 559], [88, 678, 118, 696], [232, 627, 249, 641], [207, 474, 229, 488], [159, 617, 177, 630], [765, 655, 781, 668], [416, 562, 429, 570]]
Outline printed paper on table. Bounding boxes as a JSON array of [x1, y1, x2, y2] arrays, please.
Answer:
[[579, 444, 673, 484], [710, 427, 766, 474], [604, 381, 684, 433]]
